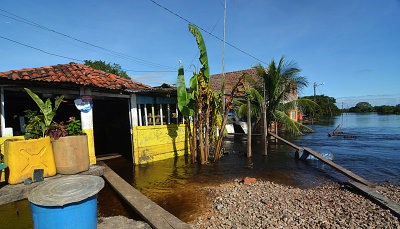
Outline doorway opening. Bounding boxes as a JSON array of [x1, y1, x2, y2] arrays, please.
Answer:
[[93, 97, 132, 161]]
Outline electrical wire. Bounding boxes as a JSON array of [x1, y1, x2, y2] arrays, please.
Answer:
[[187, 15, 223, 71], [0, 35, 83, 62], [0, 9, 176, 70], [124, 70, 176, 72], [148, 0, 267, 64]]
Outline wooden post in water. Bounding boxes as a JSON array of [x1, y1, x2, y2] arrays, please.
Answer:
[[262, 83, 268, 156], [247, 97, 252, 158]]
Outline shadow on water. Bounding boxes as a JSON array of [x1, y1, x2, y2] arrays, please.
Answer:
[[167, 124, 178, 157], [2, 113, 399, 226], [99, 113, 400, 222], [0, 200, 32, 229], [100, 134, 337, 222]]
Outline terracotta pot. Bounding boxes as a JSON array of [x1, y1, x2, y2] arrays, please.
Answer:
[[51, 135, 90, 175]]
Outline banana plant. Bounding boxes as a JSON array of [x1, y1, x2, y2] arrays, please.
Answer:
[[178, 24, 245, 163], [24, 88, 64, 138]]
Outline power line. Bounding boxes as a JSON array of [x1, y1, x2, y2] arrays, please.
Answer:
[[187, 15, 223, 70], [0, 35, 83, 62], [125, 70, 176, 72], [1, 34, 175, 74], [148, 0, 267, 64], [0, 8, 176, 70], [0, 13, 138, 63]]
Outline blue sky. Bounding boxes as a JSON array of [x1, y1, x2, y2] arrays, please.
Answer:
[[1, 0, 399, 107]]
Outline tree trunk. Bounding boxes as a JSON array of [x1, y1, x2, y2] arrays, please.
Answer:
[[262, 82, 268, 156], [205, 100, 210, 162], [214, 74, 246, 161], [247, 98, 252, 158], [198, 112, 205, 164], [262, 108, 268, 156], [193, 114, 197, 162], [189, 115, 197, 163]]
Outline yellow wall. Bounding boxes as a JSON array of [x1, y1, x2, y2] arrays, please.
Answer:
[[82, 129, 96, 165], [0, 136, 25, 182], [132, 124, 190, 164]]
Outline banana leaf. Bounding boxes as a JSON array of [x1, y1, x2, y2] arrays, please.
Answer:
[[177, 66, 194, 116], [189, 24, 209, 83]]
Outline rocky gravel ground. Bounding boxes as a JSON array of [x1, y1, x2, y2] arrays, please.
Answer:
[[378, 184, 400, 204], [97, 216, 151, 229], [191, 180, 400, 228]]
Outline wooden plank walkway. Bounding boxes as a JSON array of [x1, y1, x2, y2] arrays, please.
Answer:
[[99, 162, 192, 229], [347, 181, 400, 217], [268, 132, 304, 151], [0, 165, 105, 205], [268, 132, 375, 188], [303, 147, 375, 188], [266, 132, 400, 216]]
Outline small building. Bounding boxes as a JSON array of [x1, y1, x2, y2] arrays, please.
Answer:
[[210, 68, 300, 122], [0, 62, 189, 168]]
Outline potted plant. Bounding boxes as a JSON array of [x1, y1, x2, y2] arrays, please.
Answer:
[[49, 117, 90, 174], [3, 88, 62, 184]]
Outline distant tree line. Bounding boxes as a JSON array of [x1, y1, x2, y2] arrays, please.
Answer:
[[84, 60, 130, 79], [300, 95, 341, 118], [344, 102, 400, 114]]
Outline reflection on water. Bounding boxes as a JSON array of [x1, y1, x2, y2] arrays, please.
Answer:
[[2, 113, 399, 225], [288, 113, 400, 184], [101, 135, 336, 222], [101, 113, 400, 222], [0, 199, 32, 229]]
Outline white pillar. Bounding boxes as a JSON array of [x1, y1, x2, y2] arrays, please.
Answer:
[[167, 104, 171, 124], [144, 105, 148, 126], [80, 88, 96, 165], [160, 104, 164, 125], [138, 104, 142, 126], [130, 94, 138, 127], [130, 94, 138, 163], [151, 104, 155, 126], [176, 105, 179, 124], [1, 87, 5, 137]]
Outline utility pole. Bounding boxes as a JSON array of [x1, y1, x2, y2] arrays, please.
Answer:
[[313, 82, 317, 103], [222, 0, 227, 112], [312, 82, 324, 123]]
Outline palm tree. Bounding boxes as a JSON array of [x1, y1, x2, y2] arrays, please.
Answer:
[[235, 57, 315, 155]]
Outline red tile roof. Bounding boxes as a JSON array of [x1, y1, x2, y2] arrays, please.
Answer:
[[210, 68, 298, 101], [210, 68, 263, 95], [0, 62, 150, 90]]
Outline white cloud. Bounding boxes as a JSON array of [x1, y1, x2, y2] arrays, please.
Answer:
[[130, 72, 174, 86], [336, 94, 400, 107]]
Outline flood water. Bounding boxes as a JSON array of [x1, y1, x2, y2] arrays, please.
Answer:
[[287, 113, 400, 185], [98, 113, 400, 222], [1, 113, 399, 227]]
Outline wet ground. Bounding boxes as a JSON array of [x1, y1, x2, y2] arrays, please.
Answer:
[[1, 113, 399, 227], [97, 134, 337, 222]]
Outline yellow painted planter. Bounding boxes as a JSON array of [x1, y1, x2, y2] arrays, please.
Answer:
[[4, 136, 56, 184]]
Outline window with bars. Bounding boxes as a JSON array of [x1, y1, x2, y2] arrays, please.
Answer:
[[136, 103, 184, 126]]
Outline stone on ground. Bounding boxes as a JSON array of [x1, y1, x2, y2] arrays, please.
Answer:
[[98, 216, 151, 229]]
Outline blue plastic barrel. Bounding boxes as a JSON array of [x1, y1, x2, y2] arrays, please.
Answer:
[[28, 175, 104, 229]]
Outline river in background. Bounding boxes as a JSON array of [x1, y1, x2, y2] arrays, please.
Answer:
[[288, 112, 400, 184], [98, 112, 400, 222], [1, 113, 399, 227]]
